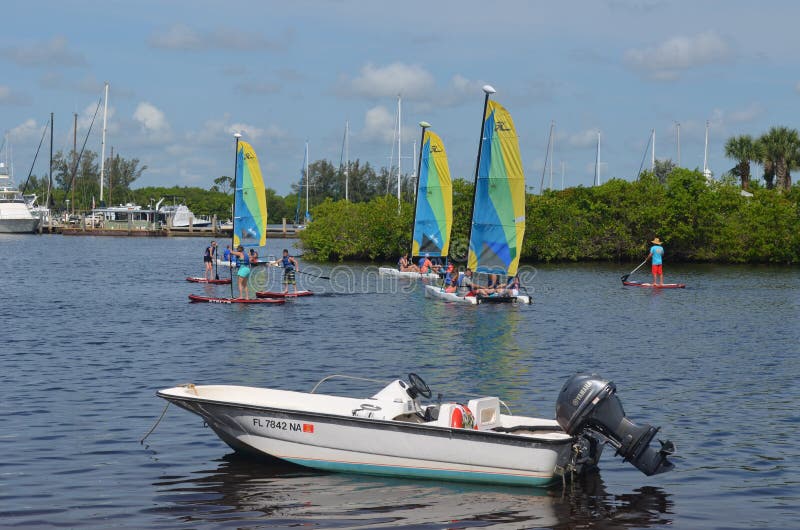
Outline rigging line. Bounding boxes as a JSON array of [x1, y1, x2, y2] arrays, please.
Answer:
[[636, 130, 653, 180], [21, 120, 50, 194]]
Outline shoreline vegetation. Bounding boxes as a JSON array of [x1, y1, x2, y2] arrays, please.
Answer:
[[299, 169, 800, 265]]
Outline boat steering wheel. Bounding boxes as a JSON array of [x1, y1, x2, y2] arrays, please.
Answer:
[[407, 373, 432, 399]]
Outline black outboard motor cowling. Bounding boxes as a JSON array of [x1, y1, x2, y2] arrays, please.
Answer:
[[555, 373, 675, 476]]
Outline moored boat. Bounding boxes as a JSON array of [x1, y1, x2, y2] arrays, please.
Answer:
[[157, 372, 674, 487], [378, 267, 440, 281], [0, 163, 40, 233]]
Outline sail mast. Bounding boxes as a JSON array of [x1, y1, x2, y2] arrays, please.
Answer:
[[305, 140, 310, 221], [594, 130, 601, 186], [703, 120, 710, 181], [411, 121, 430, 256], [651, 128, 655, 171], [465, 85, 496, 263], [231, 132, 241, 298], [99, 82, 109, 204], [47, 112, 53, 207], [675, 121, 681, 166], [344, 120, 349, 201], [397, 95, 402, 212]]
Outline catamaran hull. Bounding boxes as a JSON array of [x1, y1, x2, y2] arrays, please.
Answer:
[[158, 390, 573, 487], [379, 267, 440, 281], [424, 285, 530, 305]]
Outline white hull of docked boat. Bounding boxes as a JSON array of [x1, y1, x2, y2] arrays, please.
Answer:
[[158, 373, 675, 487]]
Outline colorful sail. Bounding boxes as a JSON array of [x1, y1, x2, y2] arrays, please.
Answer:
[[467, 100, 526, 277], [233, 140, 267, 247], [412, 130, 452, 257]]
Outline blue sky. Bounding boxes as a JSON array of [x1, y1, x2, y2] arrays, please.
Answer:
[[2, 0, 799, 196]]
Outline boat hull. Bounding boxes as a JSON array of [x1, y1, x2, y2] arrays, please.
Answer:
[[0, 218, 40, 233], [623, 281, 686, 289], [158, 386, 573, 487], [424, 285, 530, 305], [379, 267, 440, 281]]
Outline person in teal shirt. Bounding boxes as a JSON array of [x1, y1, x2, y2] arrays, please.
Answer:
[[648, 237, 665, 285]]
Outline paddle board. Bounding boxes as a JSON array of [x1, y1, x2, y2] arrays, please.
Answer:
[[622, 281, 686, 289], [186, 277, 231, 285], [255, 290, 314, 298], [188, 294, 285, 304]]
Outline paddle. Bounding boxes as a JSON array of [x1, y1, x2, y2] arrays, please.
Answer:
[[620, 257, 649, 282], [214, 245, 219, 280]]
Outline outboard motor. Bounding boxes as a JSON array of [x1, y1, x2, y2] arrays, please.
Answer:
[[555, 373, 675, 476]]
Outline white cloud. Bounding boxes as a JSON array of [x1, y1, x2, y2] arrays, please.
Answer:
[[133, 102, 170, 134], [0, 35, 86, 67], [187, 114, 287, 147], [149, 24, 285, 51], [0, 85, 31, 105], [568, 129, 601, 148], [341, 62, 436, 99], [362, 106, 396, 143], [10, 119, 41, 141], [624, 31, 731, 81]]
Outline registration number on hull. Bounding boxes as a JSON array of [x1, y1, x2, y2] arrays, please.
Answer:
[[252, 417, 314, 433]]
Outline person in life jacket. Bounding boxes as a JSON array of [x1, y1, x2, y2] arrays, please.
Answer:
[[229, 245, 252, 299], [203, 241, 217, 280], [275, 249, 299, 295]]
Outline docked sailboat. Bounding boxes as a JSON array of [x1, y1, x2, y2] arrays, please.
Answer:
[[379, 122, 453, 281], [425, 86, 529, 304], [157, 371, 675, 487]]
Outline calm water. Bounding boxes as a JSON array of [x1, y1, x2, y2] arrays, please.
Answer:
[[1, 234, 798, 529]]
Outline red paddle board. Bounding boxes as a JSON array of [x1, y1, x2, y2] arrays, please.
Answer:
[[188, 294, 285, 304], [623, 281, 686, 289]]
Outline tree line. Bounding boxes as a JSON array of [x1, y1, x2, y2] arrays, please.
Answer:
[[299, 169, 800, 264]]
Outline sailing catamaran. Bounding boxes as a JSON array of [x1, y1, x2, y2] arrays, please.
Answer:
[[425, 85, 530, 304], [380, 122, 453, 280], [189, 135, 283, 305]]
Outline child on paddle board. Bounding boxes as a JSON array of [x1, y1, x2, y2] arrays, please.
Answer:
[[204, 241, 217, 280], [275, 249, 299, 295], [230, 245, 252, 299], [648, 237, 665, 286]]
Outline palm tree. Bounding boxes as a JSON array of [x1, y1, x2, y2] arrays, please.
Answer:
[[724, 135, 757, 190], [758, 127, 800, 191]]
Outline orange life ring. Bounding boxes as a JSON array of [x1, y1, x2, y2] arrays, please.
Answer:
[[450, 404, 476, 429]]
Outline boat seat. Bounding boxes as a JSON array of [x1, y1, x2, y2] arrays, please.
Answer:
[[467, 397, 501, 431]]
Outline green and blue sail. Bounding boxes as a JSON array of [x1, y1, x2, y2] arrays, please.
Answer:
[[467, 100, 526, 277], [233, 140, 267, 248], [412, 130, 452, 258]]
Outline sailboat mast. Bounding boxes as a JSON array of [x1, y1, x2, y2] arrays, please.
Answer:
[[99, 81, 109, 203], [412, 140, 417, 203], [703, 120, 709, 177], [549, 123, 555, 190], [72, 112, 77, 214], [651, 128, 656, 171], [344, 120, 349, 201], [47, 112, 53, 207], [231, 133, 241, 298], [411, 122, 430, 256], [675, 121, 681, 166], [540, 121, 554, 193], [594, 130, 601, 186], [305, 141, 310, 219], [466, 85, 496, 262], [397, 95, 402, 211]]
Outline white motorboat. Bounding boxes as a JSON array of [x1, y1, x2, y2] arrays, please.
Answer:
[[424, 284, 531, 305], [157, 372, 674, 487], [0, 163, 39, 233], [378, 266, 440, 281]]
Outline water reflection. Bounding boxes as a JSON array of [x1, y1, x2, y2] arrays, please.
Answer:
[[151, 453, 673, 529]]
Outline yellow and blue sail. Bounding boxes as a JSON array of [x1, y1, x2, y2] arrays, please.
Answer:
[[412, 130, 452, 257], [467, 100, 526, 277], [233, 140, 267, 248]]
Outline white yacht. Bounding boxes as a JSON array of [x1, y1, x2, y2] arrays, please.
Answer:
[[0, 163, 39, 233]]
